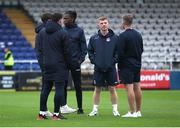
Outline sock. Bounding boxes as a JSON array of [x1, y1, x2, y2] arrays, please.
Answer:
[[54, 112, 59, 116], [93, 105, 99, 111], [40, 111, 46, 115], [112, 104, 118, 111]]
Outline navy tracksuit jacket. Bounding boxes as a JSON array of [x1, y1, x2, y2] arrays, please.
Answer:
[[88, 29, 118, 72], [117, 28, 143, 70], [35, 21, 69, 82], [64, 23, 87, 69]]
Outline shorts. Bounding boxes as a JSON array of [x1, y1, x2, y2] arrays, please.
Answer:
[[93, 68, 118, 87], [118, 68, 141, 84]]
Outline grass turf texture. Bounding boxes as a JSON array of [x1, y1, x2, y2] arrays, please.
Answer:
[[0, 90, 180, 127]]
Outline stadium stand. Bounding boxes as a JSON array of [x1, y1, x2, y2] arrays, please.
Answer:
[[3, 8, 36, 47], [0, 9, 40, 71], [0, 0, 180, 71]]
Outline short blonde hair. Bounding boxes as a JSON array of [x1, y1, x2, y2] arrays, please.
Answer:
[[98, 16, 108, 21], [122, 14, 133, 26]]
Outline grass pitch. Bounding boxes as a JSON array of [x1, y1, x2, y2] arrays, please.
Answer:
[[0, 89, 180, 127]]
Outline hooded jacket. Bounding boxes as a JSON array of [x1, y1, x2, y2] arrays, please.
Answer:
[[36, 21, 69, 81], [64, 23, 87, 69], [117, 28, 143, 69], [88, 29, 118, 72], [35, 22, 46, 70], [35, 22, 45, 34]]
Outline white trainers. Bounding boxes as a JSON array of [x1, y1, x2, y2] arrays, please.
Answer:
[[60, 105, 77, 114], [45, 110, 53, 117], [113, 110, 120, 116], [88, 110, 98, 116], [136, 111, 142, 117], [122, 111, 137, 118]]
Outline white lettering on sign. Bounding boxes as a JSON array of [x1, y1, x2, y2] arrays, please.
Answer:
[[1, 76, 14, 88], [2, 76, 12, 80], [141, 73, 169, 81]]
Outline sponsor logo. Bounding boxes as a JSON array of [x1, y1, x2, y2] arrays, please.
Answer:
[[141, 73, 169, 81], [106, 37, 110, 42]]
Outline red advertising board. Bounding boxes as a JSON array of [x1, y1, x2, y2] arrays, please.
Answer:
[[116, 70, 170, 89], [140, 70, 170, 89]]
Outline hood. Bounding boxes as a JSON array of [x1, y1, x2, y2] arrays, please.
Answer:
[[64, 23, 78, 29], [35, 23, 45, 33], [45, 21, 62, 34], [98, 29, 114, 38]]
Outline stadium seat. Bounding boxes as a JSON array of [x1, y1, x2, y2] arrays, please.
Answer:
[[0, 10, 38, 71]]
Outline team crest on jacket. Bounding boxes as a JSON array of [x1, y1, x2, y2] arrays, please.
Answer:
[[106, 37, 110, 42]]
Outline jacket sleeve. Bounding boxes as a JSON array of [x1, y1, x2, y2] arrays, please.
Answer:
[[88, 37, 95, 64], [117, 34, 126, 64], [113, 40, 118, 64], [79, 29, 87, 64], [62, 32, 70, 68], [35, 32, 43, 70], [140, 34, 144, 54]]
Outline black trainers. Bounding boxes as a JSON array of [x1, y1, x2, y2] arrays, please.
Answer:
[[77, 108, 84, 114], [52, 114, 67, 120], [37, 114, 48, 120], [59, 113, 67, 119]]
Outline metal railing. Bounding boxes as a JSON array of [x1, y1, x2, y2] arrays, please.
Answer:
[[0, 60, 39, 72]]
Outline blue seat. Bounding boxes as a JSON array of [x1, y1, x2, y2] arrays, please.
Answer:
[[1, 35, 9, 41], [12, 29, 21, 35], [14, 53, 25, 59], [11, 47, 20, 52], [0, 64, 4, 70], [14, 41, 25, 47], [23, 63, 31, 70], [9, 35, 19, 41], [13, 63, 21, 70], [19, 47, 28, 52], [0, 52, 4, 57], [32, 63, 40, 70], [13, 63, 31, 70]]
